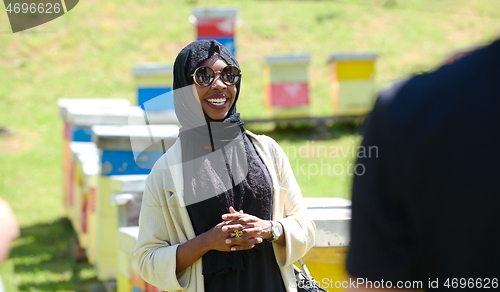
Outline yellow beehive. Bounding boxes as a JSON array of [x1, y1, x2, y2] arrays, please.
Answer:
[[110, 175, 147, 228], [328, 53, 378, 116], [70, 142, 99, 251], [301, 197, 351, 291], [117, 273, 132, 292], [118, 227, 139, 292], [91, 125, 179, 281]]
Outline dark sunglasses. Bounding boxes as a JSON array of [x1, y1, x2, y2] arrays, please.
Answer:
[[191, 65, 242, 87]]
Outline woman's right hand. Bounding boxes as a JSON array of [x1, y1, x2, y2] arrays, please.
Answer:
[[176, 211, 263, 274], [203, 220, 263, 252]]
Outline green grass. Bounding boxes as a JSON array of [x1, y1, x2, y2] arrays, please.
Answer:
[[3, 221, 99, 291], [0, 0, 499, 290]]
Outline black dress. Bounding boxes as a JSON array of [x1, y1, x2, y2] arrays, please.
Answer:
[[204, 241, 286, 292], [186, 134, 287, 292]]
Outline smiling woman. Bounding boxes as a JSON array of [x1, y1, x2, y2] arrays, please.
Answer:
[[192, 55, 239, 120], [134, 40, 316, 292]]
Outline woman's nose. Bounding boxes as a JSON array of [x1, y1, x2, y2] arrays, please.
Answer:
[[211, 75, 227, 89]]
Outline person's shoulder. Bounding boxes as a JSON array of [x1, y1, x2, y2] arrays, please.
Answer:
[[377, 67, 456, 115], [246, 131, 280, 150], [246, 130, 274, 142]]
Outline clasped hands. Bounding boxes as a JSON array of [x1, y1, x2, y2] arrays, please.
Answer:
[[207, 206, 271, 252]]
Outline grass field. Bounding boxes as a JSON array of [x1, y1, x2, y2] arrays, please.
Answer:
[[1, 0, 499, 290]]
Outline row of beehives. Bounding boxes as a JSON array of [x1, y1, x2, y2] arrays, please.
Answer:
[[161, 5, 483, 120], [190, 7, 378, 118], [132, 52, 378, 120], [58, 97, 353, 291], [58, 97, 179, 291]]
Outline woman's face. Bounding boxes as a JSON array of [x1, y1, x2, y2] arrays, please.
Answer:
[[193, 55, 237, 120]]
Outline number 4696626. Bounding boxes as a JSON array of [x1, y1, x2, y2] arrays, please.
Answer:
[[443, 278, 498, 289], [6, 2, 61, 14]]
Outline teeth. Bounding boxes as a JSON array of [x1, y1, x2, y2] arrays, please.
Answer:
[[207, 98, 227, 106]]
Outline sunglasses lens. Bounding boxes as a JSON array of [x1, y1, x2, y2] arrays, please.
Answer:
[[221, 66, 241, 85], [194, 67, 214, 86]]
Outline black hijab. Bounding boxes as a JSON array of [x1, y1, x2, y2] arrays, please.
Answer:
[[173, 40, 249, 206], [172, 40, 273, 276], [173, 39, 244, 133]]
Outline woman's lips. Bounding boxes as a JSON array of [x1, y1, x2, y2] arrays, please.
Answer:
[[205, 94, 229, 109]]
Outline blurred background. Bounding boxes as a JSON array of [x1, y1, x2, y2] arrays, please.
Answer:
[[1, 0, 499, 291]]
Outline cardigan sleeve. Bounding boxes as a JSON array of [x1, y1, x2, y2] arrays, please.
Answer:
[[266, 136, 316, 267], [134, 158, 191, 291]]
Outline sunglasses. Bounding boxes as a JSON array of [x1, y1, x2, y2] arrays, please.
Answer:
[[191, 65, 242, 87]]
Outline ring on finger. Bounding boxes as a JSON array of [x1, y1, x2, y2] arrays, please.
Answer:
[[230, 230, 243, 238]]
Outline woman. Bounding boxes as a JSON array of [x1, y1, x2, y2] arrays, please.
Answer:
[[134, 40, 315, 292]]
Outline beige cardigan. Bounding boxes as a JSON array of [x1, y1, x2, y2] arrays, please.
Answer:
[[134, 131, 316, 292]]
